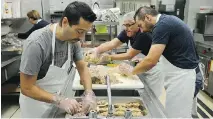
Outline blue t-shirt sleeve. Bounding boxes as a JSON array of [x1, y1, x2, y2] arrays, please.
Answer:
[[117, 30, 129, 44], [152, 23, 170, 45]]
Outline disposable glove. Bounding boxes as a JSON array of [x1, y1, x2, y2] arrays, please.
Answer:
[[85, 47, 99, 58], [98, 54, 112, 64], [52, 94, 80, 114], [118, 63, 134, 76], [81, 90, 97, 114]]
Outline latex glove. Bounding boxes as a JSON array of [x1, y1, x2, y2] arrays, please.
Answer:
[[98, 54, 111, 64], [118, 63, 134, 76], [81, 90, 97, 114], [53, 95, 80, 114], [73, 113, 86, 117], [85, 47, 99, 58]]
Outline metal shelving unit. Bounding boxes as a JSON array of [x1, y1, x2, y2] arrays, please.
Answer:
[[1, 17, 26, 24], [90, 21, 119, 47]]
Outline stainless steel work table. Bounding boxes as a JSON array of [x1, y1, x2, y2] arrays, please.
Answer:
[[46, 66, 167, 118]]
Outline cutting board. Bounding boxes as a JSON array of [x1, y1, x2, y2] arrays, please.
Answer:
[[72, 69, 144, 90]]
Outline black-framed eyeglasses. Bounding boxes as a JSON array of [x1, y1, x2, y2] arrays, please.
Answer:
[[122, 23, 136, 28]]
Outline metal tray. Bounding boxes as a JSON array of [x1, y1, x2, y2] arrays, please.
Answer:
[[65, 97, 150, 118]]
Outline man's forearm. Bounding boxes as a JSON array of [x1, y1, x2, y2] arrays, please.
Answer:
[[81, 68, 92, 90], [110, 53, 132, 60], [78, 64, 92, 90], [21, 85, 54, 103], [97, 38, 122, 53], [98, 42, 116, 53], [132, 57, 156, 75]]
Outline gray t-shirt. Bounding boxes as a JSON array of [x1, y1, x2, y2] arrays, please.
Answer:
[[20, 25, 83, 79]]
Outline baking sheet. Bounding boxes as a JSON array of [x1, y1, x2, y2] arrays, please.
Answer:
[[65, 97, 150, 118], [72, 69, 144, 90]]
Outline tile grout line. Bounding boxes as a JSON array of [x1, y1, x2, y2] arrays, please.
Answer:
[[197, 103, 212, 118], [9, 107, 20, 119]]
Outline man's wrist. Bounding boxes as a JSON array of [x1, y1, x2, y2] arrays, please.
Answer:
[[84, 89, 94, 96], [108, 55, 113, 61], [95, 47, 101, 54], [52, 94, 63, 105], [108, 55, 112, 61]]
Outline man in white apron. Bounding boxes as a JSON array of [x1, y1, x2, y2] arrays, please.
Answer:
[[85, 12, 164, 99], [19, 1, 97, 118], [124, 7, 199, 118]]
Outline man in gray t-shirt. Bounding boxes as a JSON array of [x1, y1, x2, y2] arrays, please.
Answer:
[[20, 25, 83, 79], [19, 1, 97, 118]]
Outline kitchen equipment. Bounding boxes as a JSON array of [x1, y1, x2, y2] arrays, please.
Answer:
[[105, 75, 113, 117], [195, 38, 213, 95], [124, 109, 133, 119], [158, 0, 186, 20], [88, 110, 98, 118], [195, 12, 213, 40]]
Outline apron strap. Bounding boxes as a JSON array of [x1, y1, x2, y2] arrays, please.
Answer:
[[51, 23, 73, 70], [61, 44, 71, 69], [51, 24, 57, 66]]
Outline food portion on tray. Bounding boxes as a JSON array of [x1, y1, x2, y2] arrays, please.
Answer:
[[66, 99, 148, 118], [97, 100, 148, 117], [89, 65, 122, 85], [84, 53, 111, 64], [79, 65, 140, 85]]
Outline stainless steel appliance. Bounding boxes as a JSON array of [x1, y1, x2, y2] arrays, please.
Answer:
[[158, 0, 186, 20], [195, 13, 213, 41], [195, 35, 213, 96], [194, 12, 213, 95]]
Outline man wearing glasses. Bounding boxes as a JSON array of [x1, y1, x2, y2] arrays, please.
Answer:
[[85, 12, 164, 100], [19, 1, 97, 118]]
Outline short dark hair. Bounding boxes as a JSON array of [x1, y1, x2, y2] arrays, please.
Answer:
[[60, 1, 97, 26], [134, 6, 158, 20], [27, 10, 41, 20]]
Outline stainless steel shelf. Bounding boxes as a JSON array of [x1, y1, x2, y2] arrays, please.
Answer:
[[1, 56, 21, 68], [1, 17, 26, 21], [93, 21, 119, 25], [86, 32, 115, 36]]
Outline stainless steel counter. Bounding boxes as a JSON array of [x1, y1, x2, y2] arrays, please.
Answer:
[[195, 40, 213, 48], [48, 67, 167, 118], [194, 33, 213, 96], [194, 33, 213, 48]]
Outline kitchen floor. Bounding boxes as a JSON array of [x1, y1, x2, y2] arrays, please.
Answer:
[[1, 90, 213, 118], [1, 95, 20, 118]]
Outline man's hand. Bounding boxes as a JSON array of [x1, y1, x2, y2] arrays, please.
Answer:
[[85, 47, 100, 58], [81, 90, 97, 114], [53, 95, 80, 114], [98, 54, 111, 64], [118, 63, 134, 76]]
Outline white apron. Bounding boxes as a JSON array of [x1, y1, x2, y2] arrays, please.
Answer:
[[128, 40, 164, 98], [160, 56, 196, 118], [132, 52, 164, 98], [19, 24, 73, 118]]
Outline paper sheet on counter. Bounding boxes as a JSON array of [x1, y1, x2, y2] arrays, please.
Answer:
[[72, 70, 144, 90]]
